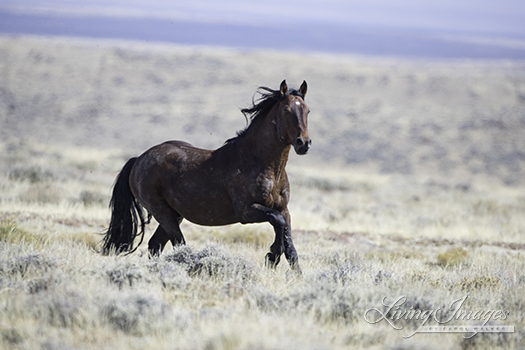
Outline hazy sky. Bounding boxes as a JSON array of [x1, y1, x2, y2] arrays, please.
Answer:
[[2, 0, 524, 36], [2, 0, 524, 59]]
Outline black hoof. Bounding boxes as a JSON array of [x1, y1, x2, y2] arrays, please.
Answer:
[[265, 252, 281, 268], [148, 248, 162, 259]]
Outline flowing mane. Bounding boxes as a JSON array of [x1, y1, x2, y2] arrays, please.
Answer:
[[226, 85, 306, 144]]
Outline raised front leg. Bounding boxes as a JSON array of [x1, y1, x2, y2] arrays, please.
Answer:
[[237, 203, 301, 272]]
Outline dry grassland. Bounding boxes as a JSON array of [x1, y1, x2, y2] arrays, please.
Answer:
[[1, 35, 525, 349]]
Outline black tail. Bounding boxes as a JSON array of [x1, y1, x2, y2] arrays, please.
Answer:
[[102, 157, 147, 255]]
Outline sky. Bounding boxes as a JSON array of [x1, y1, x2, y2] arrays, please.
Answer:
[[1, 0, 525, 59], [2, 0, 524, 35]]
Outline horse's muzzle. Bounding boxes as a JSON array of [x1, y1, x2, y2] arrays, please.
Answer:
[[293, 137, 312, 155]]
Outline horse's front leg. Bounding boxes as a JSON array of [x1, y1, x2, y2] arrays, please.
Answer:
[[281, 209, 301, 273], [237, 203, 301, 272]]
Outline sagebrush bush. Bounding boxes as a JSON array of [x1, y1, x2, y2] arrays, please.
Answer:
[[106, 262, 146, 289], [100, 293, 173, 336], [37, 289, 88, 328], [157, 263, 193, 290], [164, 244, 257, 282], [0, 253, 55, 278]]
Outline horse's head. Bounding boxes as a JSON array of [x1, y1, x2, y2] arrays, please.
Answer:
[[275, 80, 311, 155]]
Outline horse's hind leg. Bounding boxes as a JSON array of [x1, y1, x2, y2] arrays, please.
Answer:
[[148, 208, 185, 257]]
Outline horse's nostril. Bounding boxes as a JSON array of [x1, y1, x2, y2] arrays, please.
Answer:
[[295, 138, 304, 147]]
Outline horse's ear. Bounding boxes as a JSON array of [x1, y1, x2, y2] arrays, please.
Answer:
[[280, 80, 288, 96], [299, 80, 307, 97]]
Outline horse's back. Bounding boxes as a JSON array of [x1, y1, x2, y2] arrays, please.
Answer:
[[144, 140, 212, 168], [129, 140, 210, 202]]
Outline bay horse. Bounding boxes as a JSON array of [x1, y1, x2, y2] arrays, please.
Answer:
[[102, 80, 311, 272]]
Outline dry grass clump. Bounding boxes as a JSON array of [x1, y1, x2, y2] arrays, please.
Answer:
[[366, 250, 427, 262], [1, 218, 100, 251], [437, 247, 470, 267], [0, 220, 47, 248], [454, 274, 501, 292]]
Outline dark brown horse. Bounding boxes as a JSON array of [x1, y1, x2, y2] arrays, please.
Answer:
[[102, 80, 310, 272]]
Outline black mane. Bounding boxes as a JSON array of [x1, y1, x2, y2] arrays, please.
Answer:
[[225, 86, 305, 144]]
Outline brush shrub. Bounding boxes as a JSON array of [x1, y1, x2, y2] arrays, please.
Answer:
[[164, 245, 257, 282]]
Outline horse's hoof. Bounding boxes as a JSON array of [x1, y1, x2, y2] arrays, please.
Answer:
[[265, 253, 280, 268], [148, 249, 161, 259]]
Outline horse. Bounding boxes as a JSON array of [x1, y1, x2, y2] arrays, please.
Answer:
[[102, 80, 311, 272]]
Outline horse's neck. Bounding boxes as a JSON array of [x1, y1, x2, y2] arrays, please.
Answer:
[[241, 113, 291, 174]]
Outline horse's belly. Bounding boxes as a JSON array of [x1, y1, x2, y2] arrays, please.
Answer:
[[187, 213, 240, 227], [177, 203, 240, 226], [166, 187, 240, 226]]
